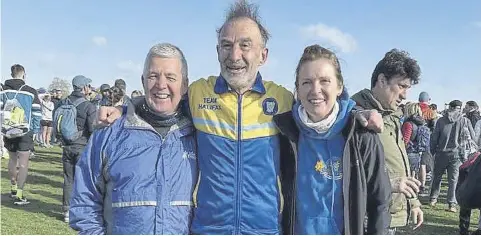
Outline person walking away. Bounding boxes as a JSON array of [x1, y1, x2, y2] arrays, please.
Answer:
[[53, 75, 96, 222], [429, 100, 475, 213], [401, 102, 431, 196], [1, 64, 42, 205]]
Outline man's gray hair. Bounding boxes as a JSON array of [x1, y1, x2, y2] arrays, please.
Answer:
[[143, 43, 189, 85], [217, 0, 270, 46]]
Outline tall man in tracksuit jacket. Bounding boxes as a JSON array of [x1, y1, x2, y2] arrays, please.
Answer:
[[1, 64, 42, 205], [61, 75, 96, 222]]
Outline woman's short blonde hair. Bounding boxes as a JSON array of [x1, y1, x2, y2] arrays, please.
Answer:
[[404, 102, 423, 118]]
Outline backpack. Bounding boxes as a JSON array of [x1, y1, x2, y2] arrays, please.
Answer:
[[407, 122, 431, 153], [1, 85, 30, 138], [456, 152, 481, 209], [53, 97, 87, 144]]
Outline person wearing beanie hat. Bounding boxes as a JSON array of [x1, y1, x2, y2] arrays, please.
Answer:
[[430, 99, 475, 213], [99, 84, 111, 107], [114, 78, 131, 105]]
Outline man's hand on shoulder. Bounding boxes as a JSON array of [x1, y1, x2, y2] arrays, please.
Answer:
[[354, 109, 384, 133], [94, 106, 123, 129]]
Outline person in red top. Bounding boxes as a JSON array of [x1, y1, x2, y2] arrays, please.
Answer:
[[402, 102, 431, 196]]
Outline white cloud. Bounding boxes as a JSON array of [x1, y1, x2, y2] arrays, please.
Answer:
[[92, 36, 107, 46], [116, 60, 142, 74], [473, 21, 481, 28], [300, 23, 357, 53]]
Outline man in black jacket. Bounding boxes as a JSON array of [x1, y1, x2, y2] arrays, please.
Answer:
[[60, 75, 96, 223]]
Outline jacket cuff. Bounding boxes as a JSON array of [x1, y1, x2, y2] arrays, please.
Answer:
[[408, 198, 422, 209]]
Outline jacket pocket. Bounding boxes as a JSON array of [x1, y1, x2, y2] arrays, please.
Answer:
[[389, 193, 406, 214], [168, 195, 193, 234], [193, 171, 201, 208], [277, 175, 284, 214]]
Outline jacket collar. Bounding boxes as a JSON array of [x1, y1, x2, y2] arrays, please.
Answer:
[[214, 72, 266, 95], [123, 98, 193, 137]]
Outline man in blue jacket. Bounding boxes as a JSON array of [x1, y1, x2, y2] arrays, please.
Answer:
[[69, 43, 197, 234]]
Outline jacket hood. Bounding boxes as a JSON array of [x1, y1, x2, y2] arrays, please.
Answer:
[[3, 78, 26, 90], [293, 87, 355, 140], [445, 109, 463, 123]]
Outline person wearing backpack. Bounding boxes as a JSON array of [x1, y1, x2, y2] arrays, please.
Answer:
[[402, 102, 431, 196], [430, 100, 476, 213], [1, 64, 42, 205], [54, 75, 96, 222]]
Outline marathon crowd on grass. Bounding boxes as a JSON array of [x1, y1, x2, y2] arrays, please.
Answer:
[[1, 0, 481, 235]]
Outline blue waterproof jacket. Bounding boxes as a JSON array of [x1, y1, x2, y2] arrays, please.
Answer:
[[69, 103, 197, 234]]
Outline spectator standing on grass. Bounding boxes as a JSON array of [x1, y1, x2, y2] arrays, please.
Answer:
[[429, 100, 475, 213], [40, 93, 54, 148], [55, 75, 96, 222]]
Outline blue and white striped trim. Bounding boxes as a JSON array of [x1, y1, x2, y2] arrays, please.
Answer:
[[111, 201, 157, 208]]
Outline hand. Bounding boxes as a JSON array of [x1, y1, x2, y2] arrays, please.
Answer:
[[391, 176, 421, 198], [355, 109, 384, 133], [411, 207, 424, 230], [95, 106, 123, 128]]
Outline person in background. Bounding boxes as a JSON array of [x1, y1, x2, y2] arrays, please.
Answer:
[[401, 102, 431, 196], [39, 93, 54, 148], [131, 90, 143, 99], [98, 84, 111, 106], [430, 100, 475, 213], [60, 75, 97, 222], [464, 101, 480, 130], [1, 64, 42, 205], [109, 86, 125, 106], [114, 79, 131, 105]]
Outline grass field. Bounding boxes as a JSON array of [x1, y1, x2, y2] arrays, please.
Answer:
[[1, 146, 480, 234]]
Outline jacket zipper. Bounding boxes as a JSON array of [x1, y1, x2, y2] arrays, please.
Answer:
[[235, 93, 243, 234]]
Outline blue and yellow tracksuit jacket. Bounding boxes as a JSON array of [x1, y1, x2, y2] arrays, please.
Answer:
[[189, 73, 293, 234]]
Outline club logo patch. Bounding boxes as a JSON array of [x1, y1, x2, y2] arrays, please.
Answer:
[[262, 98, 278, 115]]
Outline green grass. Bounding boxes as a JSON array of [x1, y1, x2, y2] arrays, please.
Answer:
[[1, 146, 480, 234], [1, 146, 75, 235]]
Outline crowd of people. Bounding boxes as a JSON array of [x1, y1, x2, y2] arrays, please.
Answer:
[[1, 0, 480, 235]]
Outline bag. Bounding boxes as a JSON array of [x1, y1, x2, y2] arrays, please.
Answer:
[[407, 122, 431, 153], [53, 97, 87, 144], [456, 152, 481, 209], [458, 117, 477, 162], [1, 85, 30, 138]]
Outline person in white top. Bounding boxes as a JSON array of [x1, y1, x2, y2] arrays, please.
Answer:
[[39, 93, 54, 148]]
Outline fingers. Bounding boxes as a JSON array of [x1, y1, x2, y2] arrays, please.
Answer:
[[413, 210, 424, 230], [355, 111, 369, 127], [409, 177, 422, 187], [401, 187, 415, 199], [406, 179, 420, 193]]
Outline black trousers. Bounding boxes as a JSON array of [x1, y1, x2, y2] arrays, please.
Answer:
[[62, 145, 84, 212]]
